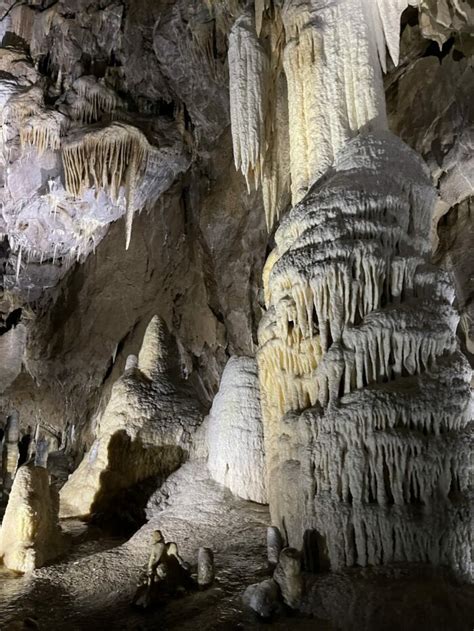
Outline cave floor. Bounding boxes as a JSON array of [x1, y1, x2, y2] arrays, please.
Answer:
[[0, 462, 328, 630], [1, 462, 472, 630]]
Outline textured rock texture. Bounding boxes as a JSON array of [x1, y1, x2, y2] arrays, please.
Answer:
[[59, 316, 203, 518], [207, 355, 267, 503], [0, 464, 65, 572], [386, 8, 474, 356]]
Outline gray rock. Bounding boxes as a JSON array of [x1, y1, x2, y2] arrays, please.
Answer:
[[242, 578, 280, 619], [273, 547, 303, 610]]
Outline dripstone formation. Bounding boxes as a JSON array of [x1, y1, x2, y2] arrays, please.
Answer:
[[258, 132, 472, 576], [0, 0, 472, 628]]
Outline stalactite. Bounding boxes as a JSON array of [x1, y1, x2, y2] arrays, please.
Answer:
[[228, 8, 290, 229], [228, 0, 413, 226], [281, 0, 389, 204], [3, 86, 44, 127], [71, 76, 121, 123], [257, 133, 472, 578], [19, 110, 67, 154], [228, 12, 269, 195], [61, 123, 150, 248]]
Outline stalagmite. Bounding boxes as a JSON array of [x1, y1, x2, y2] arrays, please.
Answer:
[[61, 122, 150, 248], [125, 354, 138, 371], [243, 578, 280, 619], [34, 437, 49, 468], [258, 132, 473, 578], [197, 547, 215, 588], [0, 465, 65, 573], [2, 410, 20, 493], [59, 316, 202, 519], [267, 526, 284, 565], [273, 547, 303, 609], [206, 356, 267, 504]]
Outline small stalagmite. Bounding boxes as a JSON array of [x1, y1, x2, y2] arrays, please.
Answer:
[[267, 526, 283, 566], [197, 547, 215, 588], [0, 465, 65, 573], [273, 547, 303, 610]]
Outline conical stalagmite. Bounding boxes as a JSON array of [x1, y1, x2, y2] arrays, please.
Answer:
[[59, 316, 202, 519]]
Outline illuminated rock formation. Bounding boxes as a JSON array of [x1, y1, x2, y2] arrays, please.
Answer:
[[0, 465, 64, 573], [206, 356, 267, 504], [0, 324, 26, 394], [62, 122, 151, 248], [0, 43, 188, 298], [258, 132, 472, 577], [228, 0, 412, 227], [59, 316, 202, 519], [19, 109, 68, 154]]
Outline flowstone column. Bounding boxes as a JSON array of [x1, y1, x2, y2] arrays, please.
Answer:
[[257, 132, 472, 577]]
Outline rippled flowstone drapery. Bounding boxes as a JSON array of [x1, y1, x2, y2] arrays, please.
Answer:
[[257, 131, 473, 577]]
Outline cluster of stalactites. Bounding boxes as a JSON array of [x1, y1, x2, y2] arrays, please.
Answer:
[[310, 494, 471, 574], [2, 84, 68, 154], [70, 76, 121, 124], [19, 110, 68, 153], [61, 122, 150, 248], [299, 357, 472, 503], [228, 0, 415, 228], [300, 357, 472, 575], [2, 85, 44, 126], [228, 8, 290, 230]]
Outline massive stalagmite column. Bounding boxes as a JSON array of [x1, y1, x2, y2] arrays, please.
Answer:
[[0, 465, 65, 572], [257, 132, 472, 576]]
